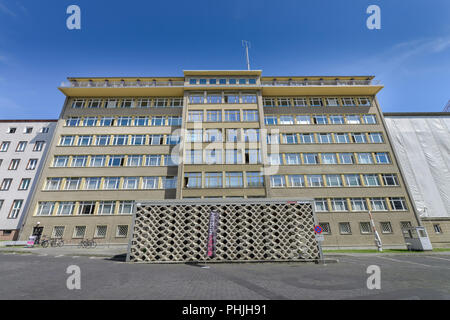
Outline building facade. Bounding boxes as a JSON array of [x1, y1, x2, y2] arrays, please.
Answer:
[[20, 71, 421, 249], [0, 120, 57, 240], [385, 112, 450, 247]]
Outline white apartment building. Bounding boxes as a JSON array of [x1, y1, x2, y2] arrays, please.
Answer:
[[0, 120, 57, 240]]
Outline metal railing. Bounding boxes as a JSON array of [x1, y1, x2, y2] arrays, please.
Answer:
[[261, 79, 377, 86], [60, 80, 185, 88]]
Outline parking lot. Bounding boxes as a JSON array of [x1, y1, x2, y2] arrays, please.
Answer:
[[0, 249, 449, 300]]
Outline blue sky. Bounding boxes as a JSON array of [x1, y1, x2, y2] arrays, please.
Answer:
[[0, 0, 449, 119]]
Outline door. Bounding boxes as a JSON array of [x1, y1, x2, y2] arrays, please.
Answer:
[[32, 227, 43, 244]]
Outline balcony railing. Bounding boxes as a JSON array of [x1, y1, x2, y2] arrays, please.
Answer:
[[261, 79, 378, 86], [60, 80, 185, 88]]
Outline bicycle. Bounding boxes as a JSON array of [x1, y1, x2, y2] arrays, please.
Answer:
[[78, 238, 97, 249], [40, 236, 64, 248]]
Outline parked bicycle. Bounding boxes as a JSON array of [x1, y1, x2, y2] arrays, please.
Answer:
[[40, 235, 64, 248], [78, 238, 97, 249]]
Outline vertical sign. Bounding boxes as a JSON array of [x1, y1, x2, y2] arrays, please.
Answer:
[[207, 210, 220, 258]]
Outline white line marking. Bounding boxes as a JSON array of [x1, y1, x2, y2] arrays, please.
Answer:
[[72, 256, 80, 258], [38, 254, 48, 256], [201, 266, 210, 269], [377, 256, 436, 268], [55, 255, 64, 258], [426, 256, 450, 262]]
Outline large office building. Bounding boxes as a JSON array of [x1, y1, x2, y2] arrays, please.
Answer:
[[20, 71, 422, 249], [0, 120, 57, 240], [385, 112, 450, 247]]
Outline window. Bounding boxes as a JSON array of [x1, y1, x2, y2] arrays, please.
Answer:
[[187, 130, 203, 143], [168, 116, 182, 126], [364, 174, 380, 186], [66, 117, 80, 127], [24, 127, 33, 134], [72, 99, 84, 108], [77, 136, 92, 146], [199, 79, 207, 85], [339, 222, 352, 234], [73, 226, 86, 238], [293, 98, 307, 107], [205, 149, 222, 164], [78, 201, 96, 215], [226, 129, 240, 142], [123, 177, 139, 189], [116, 225, 128, 238], [225, 172, 243, 188], [225, 110, 240, 122], [83, 117, 97, 127], [299, 133, 315, 144], [363, 115, 377, 124], [244, 129, 259, 142], [188, 110, 203, 122], [263, 98, 276, 107], [342, 97, 355, 106], [87, 99, 102, 108], [95, 226, 107, 238], [389, 197, 407, 211], [350, 198, 368, 211], [71, 156, 87, 167], [380, 222, 393, 234], [225, 149, 242, 164], [60, 136, 75, 146], [151, 116, 165, 126], [288, 175, 305, 187], [45, 178, 62, 190], [118, 201, 133, 214], [266, 134, 279, 144], [36, 202, 55, 216], [339, 153, 354, 164], [145, 155, 162, 166], [360, 222, 372, 234], [334, 133, 349, 144], [433, 224, 442, 234], [296, 115, 311, 124], [1, 179, 12, 190], [120, 99, 134, 108], [246, 172, 264, 187], [238, 79, 246, 85], [113, 135, 128, 146], [358, 97, 371, 106], [127, 155, 143, 167], [357, 153, 373, 164], [131, 135, 146, 145], [64, 178, 81, 190], [369, 133, 384, 143], [142, 177, 159, 189], [162, 176, 177, 189], [206, 110, 221, 122], [1, 141, 10, 152], [9, 159, 20, 170], [243, 110, 259, 122], [317, 133, 332, 144], [319, 223, 331, 234], [346, 115, 361, 124], [304, 153, 319, 164], [205, 172, 222, 188], [241, 94, 257, 103], [264, 116, 278, 125], [314, 199, 329, 212], [321, 153, 337, 164], [207, 93, 222, 103], [53, 156, 69, 167], [285, 153, 301, 165], [270, 175, 285, 188], [248, 79, 256, 85], [149, 134, 163, 145], [105, 99, 118, 108], [100, 117, 114, 126], [329, 115, 345, 124], [382, 174, 399, 186], [268, 153, 282, 165], [56, 202, 75, 215], [345, 174, 361, 187], [52, 226, 65, 238], [209, 79, 217, 85], [166, 135, 180, 145], [277, 98, 290, 107], [310, 97, 323, 107], [185, 173, 202, 188], [326, 98, 339, 107], [96, 135, 111, 146], [313, 115, 328, 124], [219, 79, 227, 85], [18, 178, 31, 190], [205, 129, 222, 142], [375, 152, 390, 164], [330, 198, 347, 210], [189, 79, 197, 85], [90, 155, 106, 167], [351, 133, 367, 143], [117, 117, 132, 126], [283, 133, 298, 144], [134, 116, 148, 127], [308, 175, 323, 187], [370, 198, 387, 211], [16, 141, 27, 152], [279, 115, 294, 124], [154, 98, 168, 107], [85, 177, 101, 190], [104, 177, 120, 190], [224, 93, 240, 103], [326, 175, 342, 187]]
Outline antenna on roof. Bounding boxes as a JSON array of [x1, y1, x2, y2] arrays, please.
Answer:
[[242, 40, 251, 70], [443, 100, 450, 112]]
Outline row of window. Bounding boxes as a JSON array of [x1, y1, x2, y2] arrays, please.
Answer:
[[263, 97, 372, 107], [36, 200, 136, 216], [43, 176, 177, 191], [269, 174, 399, 188], [0, 178, 32, 191], [188, 109, 259, 122], [59, 134, 180, 147], [319, 221, 397, 235], [5, 126, 50, 134], [313, 197, 408, 212], [0, 140, 45, 152], [188, 78, 257, 85], [0, 199, 23, 219], [50, 224, 129, 239], [264, 114, 377, 125], [0, 158, 38, 171], [184, 171, 264, 188], [52, 154, 178, 168], [71, 97, 183, 109], [65, 116, 182, 127], [189, 92, 257, 104], [266, 132, 384, 144]]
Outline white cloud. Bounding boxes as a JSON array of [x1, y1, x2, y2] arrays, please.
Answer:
[[0, 1, 17, 17]]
